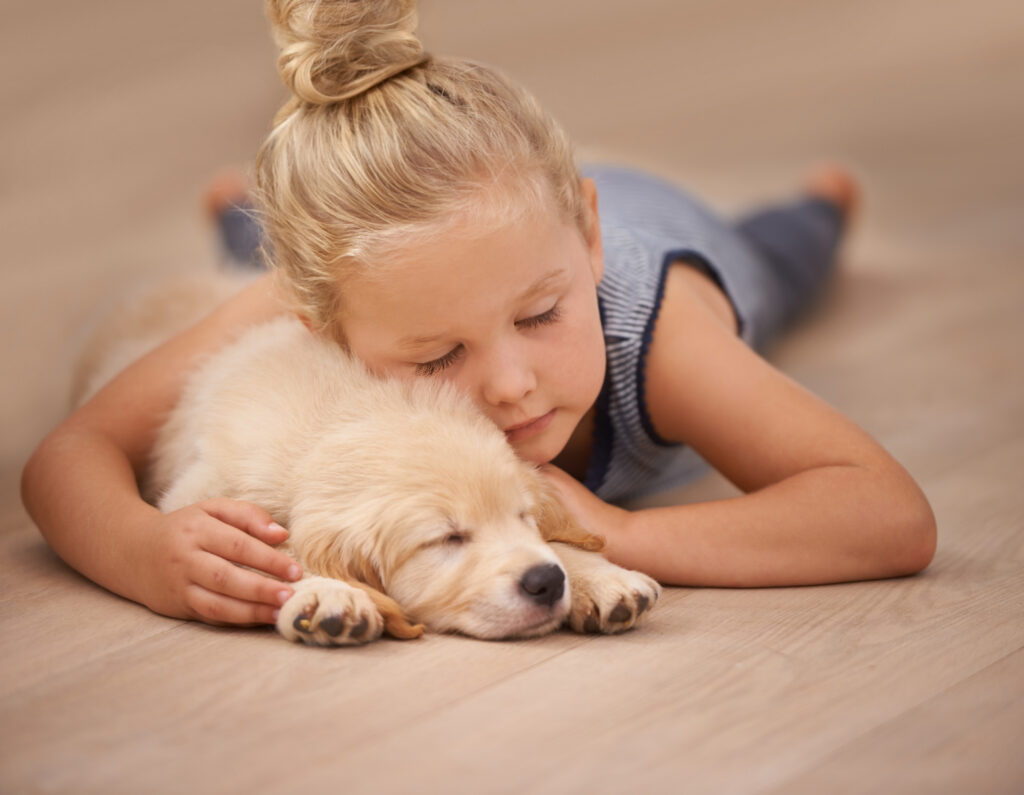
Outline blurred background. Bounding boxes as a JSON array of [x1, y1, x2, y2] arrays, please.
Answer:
[[1, 0, 1022, 503]]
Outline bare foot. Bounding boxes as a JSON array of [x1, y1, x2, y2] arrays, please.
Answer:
[[802, 164, 861, 227], [203, 169, 252, 219], [203, 170, 263, 267]]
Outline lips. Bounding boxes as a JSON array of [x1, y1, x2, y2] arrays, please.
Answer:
[[503, 409, 556, 442]]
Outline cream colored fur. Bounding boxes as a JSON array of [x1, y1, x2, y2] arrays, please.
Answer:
[[85, 275, 660, 646]]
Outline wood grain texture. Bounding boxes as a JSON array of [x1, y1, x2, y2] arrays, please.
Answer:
[[2, 1, 1022, 792]]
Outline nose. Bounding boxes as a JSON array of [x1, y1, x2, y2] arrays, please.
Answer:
[[519, 563, 566, 607], [479, 340, 536, 407]]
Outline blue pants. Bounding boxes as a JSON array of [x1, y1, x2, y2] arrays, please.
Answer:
[[733, 197, 843, 349]]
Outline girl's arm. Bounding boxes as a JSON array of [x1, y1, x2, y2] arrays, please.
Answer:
[[545, 264, 936, 586], [20, 274, 304, 624]]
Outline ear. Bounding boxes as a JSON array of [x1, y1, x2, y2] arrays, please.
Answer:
[[532, 475, 606, 552], [289, 525, 425, 640], [351, 583, 425, 639], [580, 177, 604, 285]]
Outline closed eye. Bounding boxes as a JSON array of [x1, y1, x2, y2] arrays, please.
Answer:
[[516, 303, 562, 330], [419, 528, 472, 550], [415, 344, 464, 376], [413, 303, 561, 377]]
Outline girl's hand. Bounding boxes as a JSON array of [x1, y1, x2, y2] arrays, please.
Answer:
[[140, 499, 303, 626], [539, 465, 632, 557]]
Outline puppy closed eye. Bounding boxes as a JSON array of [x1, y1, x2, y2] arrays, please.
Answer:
[[425, 528, 472, 548]]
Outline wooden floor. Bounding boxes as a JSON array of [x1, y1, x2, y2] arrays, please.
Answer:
[[2, 1, 1023, 792]]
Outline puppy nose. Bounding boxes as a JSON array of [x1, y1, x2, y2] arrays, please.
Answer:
[[519, 563, 566, 607]]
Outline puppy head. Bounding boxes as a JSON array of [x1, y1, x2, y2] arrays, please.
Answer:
[[288, 376, 606, 640], [292, 414, 605, 639], [375, 450, 576, 640]]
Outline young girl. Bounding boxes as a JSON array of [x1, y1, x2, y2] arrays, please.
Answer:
[[21, 0, 935, 628]]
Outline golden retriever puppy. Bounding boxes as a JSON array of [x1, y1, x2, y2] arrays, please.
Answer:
[[148, 316, 660, 645]]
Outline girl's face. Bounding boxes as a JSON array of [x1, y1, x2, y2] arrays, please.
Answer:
[[339, 179, 607, 465]]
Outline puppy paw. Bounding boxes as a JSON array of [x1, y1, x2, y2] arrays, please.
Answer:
[[567, 566, 660, 635], [276, 577, 384, 646]]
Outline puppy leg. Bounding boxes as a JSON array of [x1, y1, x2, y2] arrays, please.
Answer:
[[550, 543, 661, 634], [276, 576, 385, 647], [154, 460, 220, 513]]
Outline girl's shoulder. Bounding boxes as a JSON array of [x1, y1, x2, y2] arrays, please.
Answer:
[[642, 261, 751, 446]]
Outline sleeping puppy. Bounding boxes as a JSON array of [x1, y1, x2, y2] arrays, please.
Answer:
[[147, 315, 660, 646]]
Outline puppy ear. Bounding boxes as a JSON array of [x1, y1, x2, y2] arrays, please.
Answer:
[[532, 478, 606, 552], [350, 583, 425, 639], [340, 551, 425, 640], [290, 526, 425, 640]]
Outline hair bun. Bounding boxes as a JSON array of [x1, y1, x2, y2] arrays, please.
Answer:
[[267, 0, 426, 104]]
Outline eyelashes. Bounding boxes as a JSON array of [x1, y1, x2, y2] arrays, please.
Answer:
[[415, 345, 464, 376], [413, 303, 563, 377], [515, 303, 562, 330]]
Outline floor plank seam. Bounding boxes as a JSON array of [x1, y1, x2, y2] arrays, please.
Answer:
[[762, 643, 1024, 794], [285, 636, 599, 767]]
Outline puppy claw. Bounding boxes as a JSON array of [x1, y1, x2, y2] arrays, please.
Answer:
[[293, 604, 315, 633], [582, 612, 601, 634]]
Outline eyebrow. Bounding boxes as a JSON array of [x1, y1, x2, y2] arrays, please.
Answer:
[[397, 268, 567, 350]]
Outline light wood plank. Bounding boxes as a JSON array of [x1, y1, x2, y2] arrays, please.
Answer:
[[2, 0, 1023, 792], [777, 648, 1024, 794]]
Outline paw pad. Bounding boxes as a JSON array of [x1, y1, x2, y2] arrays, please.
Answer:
[[277, 578, 384, 647], [318, 614, 346, 637], [608, 601, 631, 623]]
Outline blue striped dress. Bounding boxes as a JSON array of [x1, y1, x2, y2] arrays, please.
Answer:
[[580, 165, 841, 502]]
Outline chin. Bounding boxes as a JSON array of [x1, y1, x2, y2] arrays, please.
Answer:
[[510, 435, 565, 467]]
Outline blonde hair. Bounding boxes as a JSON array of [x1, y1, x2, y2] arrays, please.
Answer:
[[256, 0, 584, 340]]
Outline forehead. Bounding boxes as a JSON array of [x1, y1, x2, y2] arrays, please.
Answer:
[[342, 199, 585, 340]]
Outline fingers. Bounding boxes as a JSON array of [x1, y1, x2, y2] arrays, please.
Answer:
[[199, 499, 302, 582], [202, 498, 291, 547], [191, 548, 295, 611], [181, 500, 304, 625], [158, 499, 308, 627], [182, 583, 282, 627]]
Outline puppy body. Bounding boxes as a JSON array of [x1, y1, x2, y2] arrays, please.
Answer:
[[147, 314, 660, 645]]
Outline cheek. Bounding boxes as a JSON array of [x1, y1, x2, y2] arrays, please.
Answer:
[[387, 547, 477, 612], [553, 304, 605, 397]]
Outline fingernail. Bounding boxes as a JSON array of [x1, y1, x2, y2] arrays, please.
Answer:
[[276, 589, 292, 606], [287, 564, 301, 581], [269, 522, 289, 536]]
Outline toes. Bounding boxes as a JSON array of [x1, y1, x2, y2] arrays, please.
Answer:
[[571, 583, 660, 635], [577, 600, 632, 634], [349, 616, 370, 640], [318, 614, 346, 637], [803, 163, 861, 224], [608, 601, 631, 623], [279, 583, 382, 646], [292, 603, 315, 634]]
